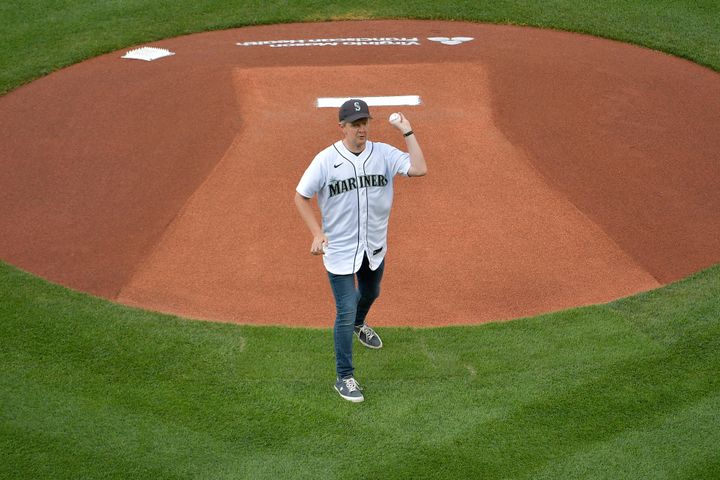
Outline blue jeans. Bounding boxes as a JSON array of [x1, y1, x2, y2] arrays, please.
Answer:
[[327, 255, 384, 379]]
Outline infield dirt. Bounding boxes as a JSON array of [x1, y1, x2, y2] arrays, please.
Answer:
[[1, 20, 719, 326]]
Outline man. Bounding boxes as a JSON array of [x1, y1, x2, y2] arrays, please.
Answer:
[[294, 99, 427, 402]]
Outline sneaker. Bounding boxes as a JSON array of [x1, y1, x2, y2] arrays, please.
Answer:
[[354, 324, 383, 349], [334, 377, 364, 402]]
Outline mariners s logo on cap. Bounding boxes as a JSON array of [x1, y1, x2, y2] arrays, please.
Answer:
[[339, 98, 372, 123]]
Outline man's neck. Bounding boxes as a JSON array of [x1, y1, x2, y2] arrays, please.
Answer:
[[342, 139, 365, 154]]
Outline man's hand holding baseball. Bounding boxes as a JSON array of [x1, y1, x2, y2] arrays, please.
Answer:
[[389, 112, 427, 177], [388, 112, 412, 135]]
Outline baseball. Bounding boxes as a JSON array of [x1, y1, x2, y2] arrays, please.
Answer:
[[389, 112, 401, 124]]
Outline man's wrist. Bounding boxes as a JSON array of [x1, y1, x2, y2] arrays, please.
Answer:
[[403, 130, 414, 137]]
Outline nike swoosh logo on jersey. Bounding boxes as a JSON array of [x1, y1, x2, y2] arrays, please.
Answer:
[[334, 163, 343, 168]]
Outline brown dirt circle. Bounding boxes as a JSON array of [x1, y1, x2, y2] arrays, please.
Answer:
[[1, 20, 719, 327]]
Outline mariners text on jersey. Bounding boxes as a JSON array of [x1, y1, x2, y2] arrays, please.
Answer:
[[329, 174, 389, 198]]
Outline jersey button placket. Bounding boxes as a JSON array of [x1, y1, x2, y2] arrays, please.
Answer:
[[359, 164, 368, 254]]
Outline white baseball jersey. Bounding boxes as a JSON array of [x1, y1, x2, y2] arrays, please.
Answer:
[[296, 140, 412, 275]]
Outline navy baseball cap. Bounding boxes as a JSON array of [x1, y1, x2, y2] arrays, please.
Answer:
[[339, 99, 372, 123]]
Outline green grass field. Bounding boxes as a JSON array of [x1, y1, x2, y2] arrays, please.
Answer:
[[2, 1, 720, 478]]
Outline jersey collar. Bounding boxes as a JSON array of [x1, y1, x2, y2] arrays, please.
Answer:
[[336, 140, 373, 163]]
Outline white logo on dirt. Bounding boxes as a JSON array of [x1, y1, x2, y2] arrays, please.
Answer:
[[237, 37, 420, 48], [427, 37, 474, 46]]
